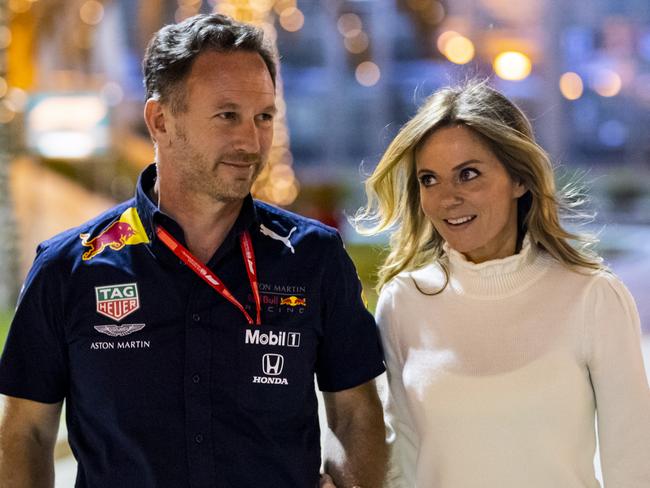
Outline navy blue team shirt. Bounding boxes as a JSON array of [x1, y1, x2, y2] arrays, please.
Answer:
[[0, 164, 385, 487]]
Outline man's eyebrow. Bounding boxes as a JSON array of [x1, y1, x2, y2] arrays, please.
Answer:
[[212, 103, 277, 114], [213, 102, 239, 110]]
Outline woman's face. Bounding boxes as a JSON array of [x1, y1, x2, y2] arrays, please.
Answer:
[[415, 125, 526, 264]]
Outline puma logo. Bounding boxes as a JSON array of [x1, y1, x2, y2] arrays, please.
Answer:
[[260, 224, 297, 254]]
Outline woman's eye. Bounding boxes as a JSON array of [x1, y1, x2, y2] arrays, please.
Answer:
[[459, 168, 479, 181], [419, 174, 437, 187]]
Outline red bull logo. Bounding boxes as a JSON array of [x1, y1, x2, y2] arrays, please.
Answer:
[[279, 296, 307, 307], [80, 207, 149, 261]]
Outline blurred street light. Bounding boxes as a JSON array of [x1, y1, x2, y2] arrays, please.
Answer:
[[355, 61, 381, 86], [278, 6, 303, 32], [79, 0, 104, 25], [559, 71, 584, 100], [442, 34, 474, 64], [592, 68, 622, 97], [493, 51, 532, 80]]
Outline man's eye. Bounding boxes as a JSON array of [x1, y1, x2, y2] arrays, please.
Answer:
[[459, 168, 480, 181], [217, 112, 236, 120], [419, 174, 437, 187], [257, 113, 274, 123]]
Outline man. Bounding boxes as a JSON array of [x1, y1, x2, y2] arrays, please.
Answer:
[[0, 14, 387, 487]]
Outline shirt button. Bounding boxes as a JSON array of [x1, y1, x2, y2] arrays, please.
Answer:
[[192, 314, 200, 322], [195, 434, 203, 444], [192, 374, 200, 384]]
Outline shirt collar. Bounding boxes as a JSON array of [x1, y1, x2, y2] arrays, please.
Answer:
[[135, 163, 259, 259]]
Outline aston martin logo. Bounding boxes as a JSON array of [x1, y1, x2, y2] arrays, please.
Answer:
[[93, 324, 146, 337]]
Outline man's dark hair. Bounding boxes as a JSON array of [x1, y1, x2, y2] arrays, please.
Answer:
[[143, 14, 277, 113]]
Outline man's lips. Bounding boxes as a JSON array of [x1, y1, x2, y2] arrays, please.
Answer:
[[220, 161, 255, 168]]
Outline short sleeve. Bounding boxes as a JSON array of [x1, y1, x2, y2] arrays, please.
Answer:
[[0, 244, 68, 403], [315, 233, 385, 392], [376, 283, 418, 488], [585, 273, 650, 486]]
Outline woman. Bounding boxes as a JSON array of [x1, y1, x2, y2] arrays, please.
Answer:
[[356, 80, 650, 487]]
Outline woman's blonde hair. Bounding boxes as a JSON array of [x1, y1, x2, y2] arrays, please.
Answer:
[[355, 79, 604, 292]]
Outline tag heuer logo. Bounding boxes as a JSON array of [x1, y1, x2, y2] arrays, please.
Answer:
[[95, 283, 140, 322]]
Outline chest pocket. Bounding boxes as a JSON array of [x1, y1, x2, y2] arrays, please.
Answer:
[[236, 322, 317, 414]]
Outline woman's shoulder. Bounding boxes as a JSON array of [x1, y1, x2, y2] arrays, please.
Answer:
[[581, 268, 636, 309], [544, 256, 636, 310]]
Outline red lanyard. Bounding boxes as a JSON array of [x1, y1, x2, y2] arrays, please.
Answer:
[[155, 225, 262, 326]]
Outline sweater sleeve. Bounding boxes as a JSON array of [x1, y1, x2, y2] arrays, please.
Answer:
[[376, 284, 418, 488], [585, 273, 650, 487]]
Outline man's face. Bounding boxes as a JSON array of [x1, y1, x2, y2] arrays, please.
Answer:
[[163, 50, 276, 203]]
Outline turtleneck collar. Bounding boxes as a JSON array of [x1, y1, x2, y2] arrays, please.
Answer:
[[442, 235, 553, 298]]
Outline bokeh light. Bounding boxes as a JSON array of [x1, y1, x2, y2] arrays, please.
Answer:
[[407, 0, 428, 11], [250, 0, 274, 13], [337, 13, 363, 38], [0, 100, 17, 124], [355, 61, 381, 87], [279, 7, 304, 32], [269, 181, 299, 206], [273, 0, 296, 15], [344, 32, 369, 54], [0, 27, 12, 50], [0, 78, 8, 98], [437, 30, 461, 53], [559, 72, 584, 100], [592, 69, 622, 97], [8, 0, 32, 14], [443, 35, 475, 64], [422, 1, 445, 25], [79, 0, 104, 25], [7, 88, 28, 112], [493, 51, 532, 81]]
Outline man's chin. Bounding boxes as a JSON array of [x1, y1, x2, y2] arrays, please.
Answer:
[[211, 184, 253, 203]]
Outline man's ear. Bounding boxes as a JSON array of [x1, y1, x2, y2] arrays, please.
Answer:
[[144, 98, 169, 145]]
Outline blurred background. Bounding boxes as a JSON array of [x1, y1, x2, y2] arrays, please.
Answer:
[[0, 0, 648, 484]]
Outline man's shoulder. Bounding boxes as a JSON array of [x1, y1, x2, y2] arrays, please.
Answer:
[[253, 200, 339, 241], [37, 199, 138, 260]]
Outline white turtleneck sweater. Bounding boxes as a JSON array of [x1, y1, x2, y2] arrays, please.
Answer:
[[376, 238, 650, 488]]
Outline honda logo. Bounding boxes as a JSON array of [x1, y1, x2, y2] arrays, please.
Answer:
[[262, 354, 284, 376]]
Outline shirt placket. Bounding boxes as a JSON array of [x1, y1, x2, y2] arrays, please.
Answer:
[[184, 283, 215, 488]]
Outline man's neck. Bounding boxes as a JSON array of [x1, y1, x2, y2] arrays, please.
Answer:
[[152, 181, 244, 263]]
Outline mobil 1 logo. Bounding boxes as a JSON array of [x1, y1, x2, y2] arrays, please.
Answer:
[[245, 328, 300, 348]]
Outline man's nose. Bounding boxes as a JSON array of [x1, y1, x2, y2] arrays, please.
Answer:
[[232, 118, 261, 154]]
